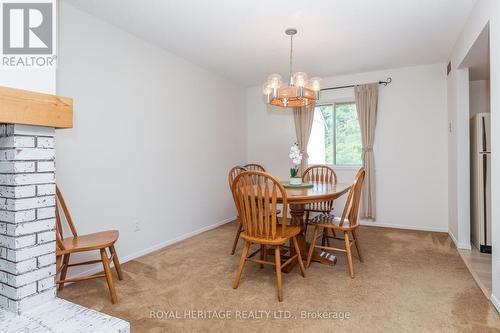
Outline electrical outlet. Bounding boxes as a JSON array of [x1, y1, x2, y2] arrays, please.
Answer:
[[134, 221, 141, 232]]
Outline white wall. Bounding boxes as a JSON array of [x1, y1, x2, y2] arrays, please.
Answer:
[[469, 80, 491, 117], [446, 0, 500, 311], [0, 68, 55, 94], [247, 63, 448, 232], [56, 3, 246, 275], [447, 67, 471, 249]]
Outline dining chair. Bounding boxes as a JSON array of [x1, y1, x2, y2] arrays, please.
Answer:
[[306, 168, 365, 278], [302, 165, 337, 243], [232, 170, 305, 302], [228, 165, 248, 255], [243, 163, 266, 172], [55, 186, 123, 304]]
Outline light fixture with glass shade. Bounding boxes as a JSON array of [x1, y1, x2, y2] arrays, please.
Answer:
[[262, 29, 322, 108]]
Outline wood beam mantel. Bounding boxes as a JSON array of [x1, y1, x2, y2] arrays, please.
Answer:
[[0, 86, 73, 128]]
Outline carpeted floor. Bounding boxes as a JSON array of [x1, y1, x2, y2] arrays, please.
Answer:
[[58, 222, 500, 332]]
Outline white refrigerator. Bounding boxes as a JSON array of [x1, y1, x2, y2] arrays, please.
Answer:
[[470, 113, 491, 253]]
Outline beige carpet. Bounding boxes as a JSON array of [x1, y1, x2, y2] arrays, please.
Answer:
[[58, 222, 500, 332]]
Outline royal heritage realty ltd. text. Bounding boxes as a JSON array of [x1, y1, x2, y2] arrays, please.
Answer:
[[150, 310, 352, 320]]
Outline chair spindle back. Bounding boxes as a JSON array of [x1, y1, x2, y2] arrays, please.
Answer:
[[302, 165, 337, 212], [232, 171, 287, 240], [55, 186, 78, 251], [243, 163, 266, 172], [338, 168, 365, 228], [228, 166, 247, 189]]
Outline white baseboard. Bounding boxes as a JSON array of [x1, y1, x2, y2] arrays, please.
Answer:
[[491, 294, 500, 314], [448, 229, 472, 250], [359, 220, 448, 233], [65, 216, 237, 280]]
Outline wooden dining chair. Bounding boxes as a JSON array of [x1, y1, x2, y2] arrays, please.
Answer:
[[232, 171, 305, 302], [243, 163, 266, 172], [302, 165, 337, 242], [55, 186, 123, 304], [228, 166, 248, 255], [306, 168, 365, 278]]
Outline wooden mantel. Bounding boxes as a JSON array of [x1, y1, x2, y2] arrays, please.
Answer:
[[0, 86, 73, 128]]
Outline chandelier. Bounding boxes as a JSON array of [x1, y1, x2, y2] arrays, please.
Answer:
[[262, 28, 322, 108]]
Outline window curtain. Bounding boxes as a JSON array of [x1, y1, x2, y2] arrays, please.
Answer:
[[354, 83, 378, 219], [293, 103, 315, 174]]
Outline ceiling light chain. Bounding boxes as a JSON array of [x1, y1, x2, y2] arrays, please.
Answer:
[[289, 33, 293, 84]]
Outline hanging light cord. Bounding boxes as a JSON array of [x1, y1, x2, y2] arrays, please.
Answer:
[[289, 34, 293, 83]]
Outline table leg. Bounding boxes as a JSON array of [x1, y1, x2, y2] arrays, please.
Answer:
[[281, 204, 337, 273]]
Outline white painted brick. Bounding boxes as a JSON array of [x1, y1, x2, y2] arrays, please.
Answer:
[[12, 125, 55, 137], [37, 231, 55, 244], [2, 297, 131, 329], [0, 282, 37, 300], [37, 252, 55, 268], [17, 258, 38, 274], [0, 185, 36, 199], [36, 184, 55, 196], [0, 195, 55, 211], [15, 287, 56, 313], [0, 234, 36, 249], [6, 265, 55, 287], [0, 136, 35, 148], [36, 137, 55, 149], [37, 276, 54, 292], [0, 258, 37, 274], [0, 148, 55, 161], [0, 293, 7, 309], [36, 207, 55, 219], [0, 173, 55, 186], [0, 123, 60, 315], [0, 234, 14, 248], [0, 174, 16, 186], [0, 209, 36, 223], [7, 241, 56, 262], [36, 161, 55, 172], [0, 271, 8, 283], [0, 161, 35, 173], [7, 218, 55, 236]]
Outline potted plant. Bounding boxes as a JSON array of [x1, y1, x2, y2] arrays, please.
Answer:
[[289, 143, 303, 185]]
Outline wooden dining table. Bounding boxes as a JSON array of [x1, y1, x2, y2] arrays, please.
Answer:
[[276, 181, 352, 273]]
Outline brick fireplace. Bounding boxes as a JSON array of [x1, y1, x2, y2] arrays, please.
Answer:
[[0, 87, 129, 332], [0, 124, 57, 313]]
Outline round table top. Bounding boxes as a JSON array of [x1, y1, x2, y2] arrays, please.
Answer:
[[278, 182, 351, 204]]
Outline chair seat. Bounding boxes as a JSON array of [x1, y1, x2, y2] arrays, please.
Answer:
[[241, 225, 301, 245], [58, 230, 119, 254], [309, 214, 356, 230]]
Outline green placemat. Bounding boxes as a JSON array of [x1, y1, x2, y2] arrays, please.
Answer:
[[282, 182, 314, 189]]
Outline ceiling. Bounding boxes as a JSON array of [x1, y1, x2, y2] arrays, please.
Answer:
[[63, 0, 478, 87]]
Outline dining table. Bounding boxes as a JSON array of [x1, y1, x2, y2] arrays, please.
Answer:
[[276, 181, 352, 273]]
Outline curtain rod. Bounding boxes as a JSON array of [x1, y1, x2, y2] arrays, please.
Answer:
[[320, 77, 392, 91]]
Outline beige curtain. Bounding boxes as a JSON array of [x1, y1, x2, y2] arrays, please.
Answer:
[[354, 83, 378, 219], [293, 103, 315, 174]]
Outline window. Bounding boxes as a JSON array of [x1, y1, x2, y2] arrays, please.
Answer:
[[307, 102, 362, 166]]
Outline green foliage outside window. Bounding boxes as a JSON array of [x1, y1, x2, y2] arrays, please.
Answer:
[[318, 103, 362, 166]]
